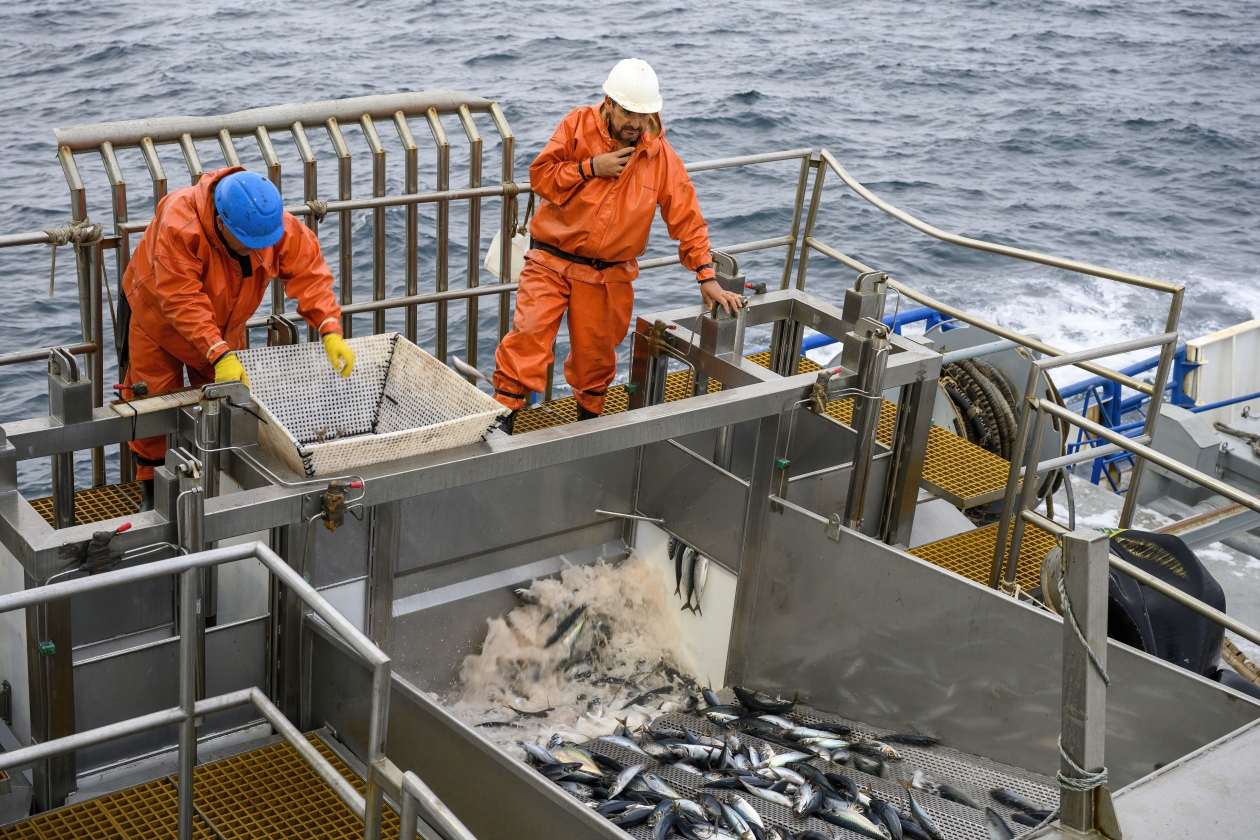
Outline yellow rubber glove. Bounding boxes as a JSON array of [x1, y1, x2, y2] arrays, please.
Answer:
[[213, 351, 250, 387], [323, 333, 355, 378]]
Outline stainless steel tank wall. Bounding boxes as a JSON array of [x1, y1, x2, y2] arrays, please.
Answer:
[[730, 496, 1260, 787], [308, 620, 622, 840]]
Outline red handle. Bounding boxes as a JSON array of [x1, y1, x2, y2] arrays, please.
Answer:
[[112, 383, 126, 391], [116, 522, 132, 534], [349, 480, 363, 489]]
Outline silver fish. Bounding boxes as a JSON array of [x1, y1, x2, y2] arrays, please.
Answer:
[[729, 794, 764, 830], [760, 750, 813, 769], [738, 778, 793, 808], [852, 739, 902, 761], [518, 741, 556, 765], [643, 772, 684, 799], [549, 744, 600, 775], [759, 766, 805, 786], [692, 554, 709, 613], [599, 734, 649, 757], [719, 799, 749, 834], [680, 548, 698, 609], [673, 539, 686, 596], [990, 787, 1038, 813], [901, 780, 945, 840], [674, 762, 703, 775], [819, 803, 889, 840], [559, 780, 593, 797], [986, 807, 1015, 840], [758, 714, 796, 730], [452, 355, 489, 383], [608, 762, 644, 799], [676, 798, 708, 822]]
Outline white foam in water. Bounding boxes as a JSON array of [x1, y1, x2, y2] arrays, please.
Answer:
[[445, 553, 701, 757]]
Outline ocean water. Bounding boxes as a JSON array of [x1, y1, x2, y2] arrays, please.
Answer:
[[1, 0, 1258, 494]]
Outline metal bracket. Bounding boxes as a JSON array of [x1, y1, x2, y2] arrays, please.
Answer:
[[267, 313, 301, 347], [827, 513, 842, 542]]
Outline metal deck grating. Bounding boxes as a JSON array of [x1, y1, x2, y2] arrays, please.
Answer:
[[910, 520, 1059, 592], [0, 736, 398, 840], [562, 697, 1056, 840], [29, 482, 142, 528]]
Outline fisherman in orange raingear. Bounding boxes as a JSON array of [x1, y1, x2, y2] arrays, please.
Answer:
[[492, 58, 743, 432], [120, 167, 355, 508]]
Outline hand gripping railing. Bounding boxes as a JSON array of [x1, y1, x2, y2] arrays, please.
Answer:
[[796, 148, 1186, 531], [0, 541, 403, 840]]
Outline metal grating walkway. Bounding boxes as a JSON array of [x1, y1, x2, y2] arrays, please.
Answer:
[[29, 482, 143, 528], [0, 735, 399, 839], [910, 520, 1059, 592]]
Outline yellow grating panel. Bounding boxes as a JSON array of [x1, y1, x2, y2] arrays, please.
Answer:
[[910, 521, 1058, 592], [29, 482, 142, 528], [512, 368, 720, 434], [825, 397, 898, 446], [921, 426, 1013, 505], [191, 736, 400, 840], [0, 736, 396, 840]]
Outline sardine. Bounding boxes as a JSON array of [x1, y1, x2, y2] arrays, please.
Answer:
[[730, 794, 764, 829], [900, 781, 945, 840], [851, 740, 901, 761], [653, 808, 679, 840], [739, 778, 793, 809], [643, 772, 684, 799], [611, 805, 655, 827], [883, 733, 939, 748], [816, 804, 889, 840], [787, 761, 838, 796], [599, 734, 650, 756], [702, 705, 743, 725], [732, 685, 795, 715], [870, 799, 905, 840], [549, 744, 601, 775], [673, 539, 687, 596], [985, 807, 1015, 840], [939, 783, 980, 810], [676, 797, 709, 822], [852, 754, 883, 776], [680, 548, 698, 609], [545, 604, 587, 647], [622, 685, 674, 710], [692, 554, 709, 614], [989, 787, 1038, 813], [608, 763, 645, 799], [797, 737, 851, 750], [560, 780, 594, 797], [793, 781, 824, 818], [675, 762, 703, 775], [758, 749, 812, 768], [702, 687, 722, 708], [720, 799, 750, 834], [507, 705, 554, 718], [758, 715, 796, 730], [519, 741, 557, 765]]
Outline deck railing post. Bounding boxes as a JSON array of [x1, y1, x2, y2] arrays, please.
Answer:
[[1058, 528, 1114, 838]]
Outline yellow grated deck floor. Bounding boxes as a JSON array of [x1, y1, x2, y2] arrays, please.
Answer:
[[29, 482, 142, 528], [0, 735, 399, 840], [910, 521, 1059, 592]]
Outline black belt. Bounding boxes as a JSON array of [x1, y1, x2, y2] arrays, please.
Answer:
[[530, 238, 619, 272]]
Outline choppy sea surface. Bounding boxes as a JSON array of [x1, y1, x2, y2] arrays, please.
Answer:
[[1, 0, 1258, 494]]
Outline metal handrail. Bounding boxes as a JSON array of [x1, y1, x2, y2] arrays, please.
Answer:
[[0, 540, 394, 840]]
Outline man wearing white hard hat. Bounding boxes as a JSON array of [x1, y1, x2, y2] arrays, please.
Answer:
[[492, 58, 742, 432]]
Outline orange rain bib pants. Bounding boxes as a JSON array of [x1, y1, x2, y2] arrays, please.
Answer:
[[493, 103, 715, 415], [122, 166, 343, 479]]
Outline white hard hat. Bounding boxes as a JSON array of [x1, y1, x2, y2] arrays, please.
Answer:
[[602, 58, 663, 114]]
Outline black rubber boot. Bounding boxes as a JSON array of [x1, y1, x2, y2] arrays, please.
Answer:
[[576, 404, 600, 422], [496, 409, 518, 435], [139, 478, 154, 512]]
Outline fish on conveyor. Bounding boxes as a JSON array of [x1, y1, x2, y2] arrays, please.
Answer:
[[730, 794, 764, 830], [869, 799, 904, 840], [985, 807, 1015, 840], [702, 687, 722, 707], [519, 741, 557, 765], [900, 780, 945, 840], [852, 754, 883, 776], [691, 554, 710, 614], [544, 604, 587, 647], [793, 781, 824, 818], [989, 787, 1038, 813], [738, 777, 794, 809], [610, 804, 655, 827], [882, 733, 939, 748], [643, 772, 685, 799], [732, 685, 796, 715], [937, 783, 979, 810], [850, 740, 902, 761], [550, 744, 601, 775], [621, 685, 674, 710], [507, 705, 554, 718], [816, 803, 889, 840], [599, 733, 650, 756], [559, 781, 594, 797], [1011, 809, 1056, 828]]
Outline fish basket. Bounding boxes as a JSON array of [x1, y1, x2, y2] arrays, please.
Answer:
[[237, 333, 506, 477]]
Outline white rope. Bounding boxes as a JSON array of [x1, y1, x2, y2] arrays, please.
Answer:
[[1057, 567, 1110, 686], [44, 218, 104, 297], [1057, 735, 1108, 792], [305, 199, 330, 223]]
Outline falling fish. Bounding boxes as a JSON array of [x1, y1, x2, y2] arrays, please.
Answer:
[[680, 548, 698, 608], [672, 539, 687, 596], [452, 355, 489, 383], [691, 554, 710, 614], [544, 604, 587, 648], [985, 807, 1015, 840], [900, 780, 945, 840]]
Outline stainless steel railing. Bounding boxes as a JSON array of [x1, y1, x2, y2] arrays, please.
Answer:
[[0, 540, 420, 840]]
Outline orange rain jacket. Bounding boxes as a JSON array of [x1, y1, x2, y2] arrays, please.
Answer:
[[527, 104, 716, 285], [123, 166, 343, 372]]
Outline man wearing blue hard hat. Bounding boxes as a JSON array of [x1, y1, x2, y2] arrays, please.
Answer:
[[120, 167, 354, 498]]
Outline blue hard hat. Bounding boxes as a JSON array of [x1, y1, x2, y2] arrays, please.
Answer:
[[214, 171, 284, 250]]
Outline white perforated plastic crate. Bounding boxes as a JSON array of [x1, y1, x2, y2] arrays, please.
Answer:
[[237, 333, 506, 477]]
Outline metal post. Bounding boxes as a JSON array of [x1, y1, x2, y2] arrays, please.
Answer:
[[292, 122, 318, 233], [991, 361, 1043, 588], [176, 453, 207, 724], [326, 119, 354, 337], [90, 243, 104, 485], [844, 319, 889, 531], [458, 105, 483, 369], [426, 109, 451, 362], [216, 129, 240, 167], [176, 562, 198, 840], [367, 502, 399, 656], [792, 157, 827, 292], [394, 112, 420, 343], [1119, 289, 1182, 527], [363, 661, 391, 840], [1059, 529, 1111, 836], [26, 565, 75, 811], [490, 102, 515, 341], [1004, 406, 1051, 591], [361, 116, 388, 335], [779, 152, 812, 290], [880, 377, 935, 546], [178, 133, 203, 185], [255, 126, 285, 314], [400, 788, 419, 840]]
